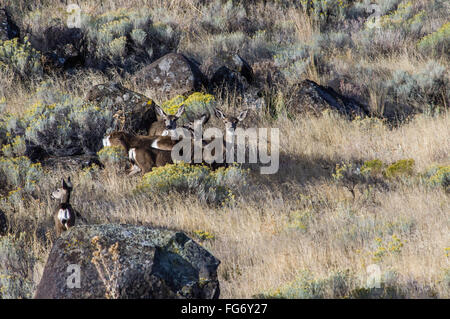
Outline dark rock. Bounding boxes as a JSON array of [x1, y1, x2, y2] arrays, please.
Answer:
[[0, 209, 7, 236], [211, 66, 248, 94], [34, 224, 221, 299], [209, 52, 254, 88], [289, 80, 370, 118], [40, 154, 103, 171], [131, 53, 207, 103], [0, 8, 19, 41], [29, 25, 85, 70], [86, 82, 158, 134]]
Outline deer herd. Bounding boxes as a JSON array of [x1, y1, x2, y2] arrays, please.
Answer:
[[52, 105, 250, 236]]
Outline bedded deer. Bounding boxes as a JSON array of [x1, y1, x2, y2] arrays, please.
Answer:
[[148, 105, 185, 137], [103, 132, 177, 175], [166, 108, 250, 168], [52, 177, 76, 236]]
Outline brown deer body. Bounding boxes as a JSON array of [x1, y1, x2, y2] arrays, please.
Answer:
[[103, 131, 177, 175], [52, 177, 76, 236]]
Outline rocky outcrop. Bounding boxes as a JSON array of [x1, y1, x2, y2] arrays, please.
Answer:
[[29, 25, 85, 70], [289, 80, 370, 118], [210, 53, 254, 93], [86, 82, 158, 134], [0, 8, 19, 41], [34, 224, 221, 299], [131, 53, 207, 103]]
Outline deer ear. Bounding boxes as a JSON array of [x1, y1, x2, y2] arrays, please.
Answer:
[[66, 176, 73, 189], [175, 105, 185, 118], [62, 178, 67, 189], [201, 112, 210, 125], [214, 108, 225, 120], [237, 109, 249, 122], [154, 105, 167, 118]]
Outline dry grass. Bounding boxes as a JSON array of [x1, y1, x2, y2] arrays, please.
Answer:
[[2, 107, 449, 298], [1, 0, 449, 299]]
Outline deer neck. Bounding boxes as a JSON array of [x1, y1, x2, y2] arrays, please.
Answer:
[[60, 191, 71, 204], [225, 128, 235, 144]]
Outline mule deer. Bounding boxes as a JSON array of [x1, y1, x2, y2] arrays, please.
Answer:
[[148, 105, 185, 137], [168, 108, 249, 168], [204, 107, 250, 168], [103, 131, 177, 175], [52, 177, 76, 236]]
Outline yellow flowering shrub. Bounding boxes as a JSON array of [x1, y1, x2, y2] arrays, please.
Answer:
[[0, 156, 43, 207], [424, 165, 450, 191], [193, 230, 215, 241], [384, 159, 415, 179], [136, 162, 247, 205], [161, 92, 215, 120], [0, 37, 43, 78], [97, 146, 128, 166], [417, 22, 450, 56]]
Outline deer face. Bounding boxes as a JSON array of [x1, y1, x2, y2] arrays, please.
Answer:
[[52, 178, 73, 203], [155, 105, 185, 137], [214, 108, 249, 137]]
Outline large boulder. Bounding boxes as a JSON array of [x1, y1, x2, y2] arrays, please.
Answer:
[[289, 80, 370, 118], [210, 53, 254, 93], [86, 82, 158, 134], [131, 53, 207, 103], [34, 224, 221, 299]]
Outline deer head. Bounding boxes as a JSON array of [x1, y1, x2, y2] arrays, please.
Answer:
[[214, 107, 249, 140], [52, 177, 73, 204], [155, 105, 185, 137]]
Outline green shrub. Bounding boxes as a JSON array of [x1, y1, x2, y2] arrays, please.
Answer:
[[0, 233, 35, 299], [287, 209, 314, 233], [0, 37, 43, 79], [424, 165, 450, 190], [258, 270, 352, 299], [300, 0, 350, 30], [1, 135, 26, 158], [136, 163, 248, 205], [97, 146, 128, 167], [0, 156, 43, 195], [360, 159, 385, 178], [81, 8, 179, 70], [4, 84, 114, 156], [384, 159, 415, 179], [417, 22, 450, 56]]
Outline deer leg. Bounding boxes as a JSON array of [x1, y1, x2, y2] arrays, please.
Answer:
[[128, 164, 142, 176]]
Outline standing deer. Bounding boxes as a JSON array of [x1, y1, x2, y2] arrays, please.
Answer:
[[52, 177, 76, 236], [148, 105, 185, 137]]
